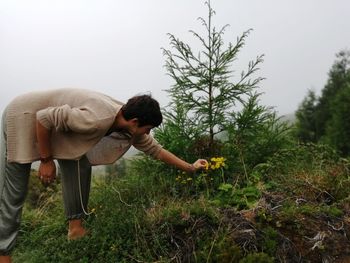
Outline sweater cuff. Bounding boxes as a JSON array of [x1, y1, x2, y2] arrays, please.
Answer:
[[36, 109, 52, 129]]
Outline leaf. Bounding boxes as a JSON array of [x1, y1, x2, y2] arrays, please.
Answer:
[[218, 183, 233, 192]]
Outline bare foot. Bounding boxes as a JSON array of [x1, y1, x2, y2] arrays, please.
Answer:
[[0, 255, 12, 263], [67, 219, 88, 240], [67, 227, 88, 240]]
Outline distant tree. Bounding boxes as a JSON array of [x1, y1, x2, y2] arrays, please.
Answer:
[[161, 1, 264, 154], [325, 84, 350, 155], [295, 90, 318, 142], [315, 50, 350, 140], [295, 49, 350, 156]]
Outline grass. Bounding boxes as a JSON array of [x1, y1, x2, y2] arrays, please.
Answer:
[[12, 145, 350, 262]]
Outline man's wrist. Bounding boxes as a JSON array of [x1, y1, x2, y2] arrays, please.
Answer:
[[188, 163, 196, 173]]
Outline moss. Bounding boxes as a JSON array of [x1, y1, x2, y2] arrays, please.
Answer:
[[261, 226, 278, 255], [195, 234, 242, 262], [239, 252, 274, 263], [321, 205, 343, 217]]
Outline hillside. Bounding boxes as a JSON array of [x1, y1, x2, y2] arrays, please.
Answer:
[[13, 143, 350, 262]]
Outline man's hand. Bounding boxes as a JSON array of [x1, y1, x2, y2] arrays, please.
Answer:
[[156, 149, 209, 173], [38, 160, 56, 186], [192, 159, 208, 170]]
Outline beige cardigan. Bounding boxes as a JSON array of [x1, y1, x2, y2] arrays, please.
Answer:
[[5, 88, 162, 164]]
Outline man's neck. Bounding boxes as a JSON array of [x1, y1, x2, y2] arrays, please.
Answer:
[[112, 110, 130, 132]]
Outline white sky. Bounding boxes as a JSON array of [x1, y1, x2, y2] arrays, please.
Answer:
[[1, 0, 349, 116]]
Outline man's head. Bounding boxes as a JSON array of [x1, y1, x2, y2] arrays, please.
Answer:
[[121, 94, 163, 129]]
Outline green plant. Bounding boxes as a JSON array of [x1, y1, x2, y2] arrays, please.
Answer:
[[195, 234, 242, 262], [225, 93, 292, 181], [212, 183, 261, 210], [239, 252, 274, 263], [160, 1, 263, 157], [261, 226, 278, 255]]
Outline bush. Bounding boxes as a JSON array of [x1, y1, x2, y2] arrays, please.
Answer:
[[254, 143, 350, 202]]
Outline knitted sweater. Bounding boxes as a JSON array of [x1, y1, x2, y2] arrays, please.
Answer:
[[5, 88, 162, 164]]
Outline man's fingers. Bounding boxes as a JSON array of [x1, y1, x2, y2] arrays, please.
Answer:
[[39, 174, 55, 186], [193, 159, 208, 169]]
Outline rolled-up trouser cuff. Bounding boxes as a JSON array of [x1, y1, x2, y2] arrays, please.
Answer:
[[66, 213, 85, 220]]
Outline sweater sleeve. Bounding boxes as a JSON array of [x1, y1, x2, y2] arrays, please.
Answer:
[[132, 134, 163, 158], [36, 104, 99, 133]]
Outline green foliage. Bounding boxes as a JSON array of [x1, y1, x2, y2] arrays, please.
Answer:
[[15, 146, 350, 262], [157, 2, 290, 191], [195, 234, 242, 262], [316, 50, 350, 140], [295, 89, 318, 142], [161, 1, 264, 154], [296, 49, 350, 156], [173, 156, 228, 198], [261, 226, 278, 255], [225, 93, 292, 178], [211, 183, 261, 210], [321, 205, 343, 217], [16, 169, 173, 263], [325, 84, 350, 155], [239, 252, 274, 263], [154, 102, 200, 161], [257, 143, 350, 202], [154, 198, 219, 227]]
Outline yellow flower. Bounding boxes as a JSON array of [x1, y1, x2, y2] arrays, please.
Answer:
[[205, 156, 226, 171]]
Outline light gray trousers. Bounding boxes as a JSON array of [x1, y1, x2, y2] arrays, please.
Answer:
[[0, 110, 92, 255]]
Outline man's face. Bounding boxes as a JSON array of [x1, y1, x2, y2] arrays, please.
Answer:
[[127, 118, 153, 136], [134, 124, 153, 136]]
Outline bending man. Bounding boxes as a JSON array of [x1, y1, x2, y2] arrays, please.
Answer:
[[0, 88, 207, 263]]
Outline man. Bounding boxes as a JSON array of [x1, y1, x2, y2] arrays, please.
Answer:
[[0, 88, 207, 263]]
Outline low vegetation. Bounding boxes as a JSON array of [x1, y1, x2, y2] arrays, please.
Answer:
[[14, 143, 350, 262]]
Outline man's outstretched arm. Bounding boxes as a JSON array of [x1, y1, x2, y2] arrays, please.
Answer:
[[156, 149, 207, 173]]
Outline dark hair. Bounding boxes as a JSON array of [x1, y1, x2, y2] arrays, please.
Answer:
[[121, 94, 163, 127]]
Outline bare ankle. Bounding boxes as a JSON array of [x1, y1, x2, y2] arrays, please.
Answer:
[[69, 218, 83, 229]]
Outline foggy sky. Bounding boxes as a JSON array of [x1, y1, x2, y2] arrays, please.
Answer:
[[1, 0, 349, 116]]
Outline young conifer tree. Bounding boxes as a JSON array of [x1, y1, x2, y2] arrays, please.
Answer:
[[162, 1, 264, 148]]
